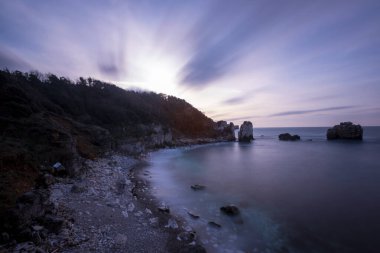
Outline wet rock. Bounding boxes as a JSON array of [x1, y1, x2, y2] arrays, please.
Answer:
[[190, 184, 206, 191], [238, 121, 254, 142], [327, 122, 363, 140], [208, 221, 221, 228], [177, 231, 196, 243], [165, 218, 178, 229], [158, 205, 170, 214], [220, 205, 240, 216], [187, 211, 200, 219], [278, 133, 300, 141], [51, 162, 67, 176]]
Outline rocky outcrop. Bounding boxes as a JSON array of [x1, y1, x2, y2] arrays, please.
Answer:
[[220, 205, 240, 216], [238, 121, 254, 142], [215, 121, 236, 141], [279, 133, 300, 141], [190, 184, 206, 191], [327, 122, 363, 140]]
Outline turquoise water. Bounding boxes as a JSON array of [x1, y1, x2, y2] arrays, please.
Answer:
[[144, 127, 380, 253]]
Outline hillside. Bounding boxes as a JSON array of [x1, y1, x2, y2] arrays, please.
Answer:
[[0, 70, 232, 213]]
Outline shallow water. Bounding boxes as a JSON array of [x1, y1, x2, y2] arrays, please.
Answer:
[[145, 127, 380, 253]]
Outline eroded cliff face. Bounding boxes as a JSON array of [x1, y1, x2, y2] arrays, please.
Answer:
[[238, 121, 254, 142], [327, 122, 363, 140]]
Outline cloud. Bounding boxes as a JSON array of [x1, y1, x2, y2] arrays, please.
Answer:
[[269, 106, 355, 117], [222, 95, 247, 105], [0, 48, 31, 71]]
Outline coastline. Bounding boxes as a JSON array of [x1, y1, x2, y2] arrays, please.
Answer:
[[4, 147, 212, 253]]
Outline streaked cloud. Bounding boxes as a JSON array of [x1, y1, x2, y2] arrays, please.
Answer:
[[269, 106, 356, 117]]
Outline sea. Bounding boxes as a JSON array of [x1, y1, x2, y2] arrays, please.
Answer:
[[143, 127, 380, 253]]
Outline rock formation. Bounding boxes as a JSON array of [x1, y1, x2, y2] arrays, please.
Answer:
[[215, 121, 236, 141], [279, 133, 301, 141], [326, 122, 363, 140], [238, 121, 254, 142], [220, 205, 240, 216]]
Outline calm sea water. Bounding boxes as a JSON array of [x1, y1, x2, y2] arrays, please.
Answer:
[[144, 127, 380, 253]]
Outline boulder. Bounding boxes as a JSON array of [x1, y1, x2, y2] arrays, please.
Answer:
[[238, 121, 254, 142], [190, 184, 206, 191], [220, 205, 240, 216], [326, 122, 363, 140], [279, 133, 300, 141]]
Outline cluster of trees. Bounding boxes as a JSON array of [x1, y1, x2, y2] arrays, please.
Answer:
[[0, 70, 216, 139]]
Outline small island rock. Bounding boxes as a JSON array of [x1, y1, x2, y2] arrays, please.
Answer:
[[191, 184, 206, 191], [327, 122, 363, 140], [279, 133, 300, 141], [238, 121, 254, 142], [220, 205, 240, 216]]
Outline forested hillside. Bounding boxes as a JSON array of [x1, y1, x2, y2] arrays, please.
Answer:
[[0, 70, 224, 211]]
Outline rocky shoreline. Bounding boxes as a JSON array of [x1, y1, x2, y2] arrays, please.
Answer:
[[0, 150, 208, 253]]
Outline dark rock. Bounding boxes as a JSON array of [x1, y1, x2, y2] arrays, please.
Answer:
[[115, 179, 127, 195], [43, 173, 55, 186], [70, 183, 86, 193], [158, 205, 170, 214], [51, 162, 67, 176], [41, 215, 64, 233], [208, 221, 221, 228], [19, 228, 33, 241], [220, 205, 240, 216], [18, 192, 37, 204], [327, 122, 363, 140], [1, 232, 9, 243], [238, 121, 254, 142], [190, 184, 205, 191], [278, 133, 300, 141], [187, 211, 200, 219], [177, 231, 197, 243]]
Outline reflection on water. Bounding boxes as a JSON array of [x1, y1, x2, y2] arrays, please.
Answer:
[[145, 127, 380, 253]]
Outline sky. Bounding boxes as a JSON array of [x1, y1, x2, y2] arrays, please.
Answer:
[[1, 0, 380, 127]]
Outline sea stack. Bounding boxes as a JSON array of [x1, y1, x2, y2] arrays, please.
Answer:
[[238, 121, 254, 142], [215, 121, 236, 141], [326, 122, 363, 140]]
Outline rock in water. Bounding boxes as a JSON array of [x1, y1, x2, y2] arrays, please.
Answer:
[[238, 121, 254, 142], [190, 184, 206, 191], [220, 205, 240, 216], [326, 122, 363, 140], [278, 133, 301, 141]]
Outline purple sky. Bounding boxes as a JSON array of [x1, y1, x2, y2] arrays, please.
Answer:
[[1, 0, 380, 126]]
